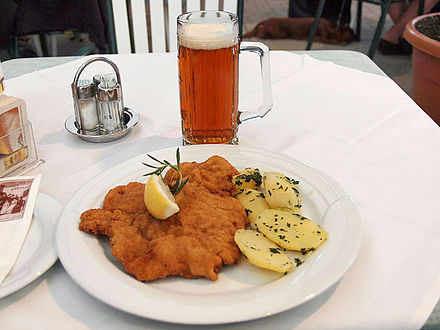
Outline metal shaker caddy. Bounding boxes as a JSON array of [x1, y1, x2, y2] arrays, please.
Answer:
[[65, 57, 139, 143]]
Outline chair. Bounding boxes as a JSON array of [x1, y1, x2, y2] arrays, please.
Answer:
[[106, 0, 244, 54], [306, 0, 426, 59], [355, 0, 406, 58]]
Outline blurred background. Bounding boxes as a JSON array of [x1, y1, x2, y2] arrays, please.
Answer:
[[1, 0, 438, 96]]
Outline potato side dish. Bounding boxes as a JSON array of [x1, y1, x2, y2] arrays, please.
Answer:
[[255, 209, 328, 251], [232, 168, 263, 195], [235, 189, 269, 229], [234, 229, 293, 273], [233, 168, 328, 274], [263, 172, 302, 214]]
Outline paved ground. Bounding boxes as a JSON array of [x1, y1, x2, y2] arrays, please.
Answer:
[[242, 0, 413, 95]]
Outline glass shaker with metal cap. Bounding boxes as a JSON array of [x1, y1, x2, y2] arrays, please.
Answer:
[[96, 73, 124, 134], [72, 79, 99, 135]]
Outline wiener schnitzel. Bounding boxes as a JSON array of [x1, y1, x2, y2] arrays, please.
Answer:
[[79, 155, 247, 281]]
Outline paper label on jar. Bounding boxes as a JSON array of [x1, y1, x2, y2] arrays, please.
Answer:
[[0, 97, 30, 177], [2, 147, 28, 171], [0, 106, 25, 155]]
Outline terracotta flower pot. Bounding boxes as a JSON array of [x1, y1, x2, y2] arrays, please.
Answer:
[[403, 13, 440, 125]]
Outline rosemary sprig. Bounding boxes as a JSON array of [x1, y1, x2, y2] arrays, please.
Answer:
[[142, 148, 189, 195]]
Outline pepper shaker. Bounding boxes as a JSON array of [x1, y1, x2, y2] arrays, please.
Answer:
[[97, 76, 124, 134], [72, 79, 100, 135]]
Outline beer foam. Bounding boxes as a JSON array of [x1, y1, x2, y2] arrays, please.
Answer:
[[178, 11, 238, 50]]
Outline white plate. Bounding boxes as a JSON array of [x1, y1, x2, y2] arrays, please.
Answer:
[[56, 145, 362, 324], [0, 193, 61, 299]]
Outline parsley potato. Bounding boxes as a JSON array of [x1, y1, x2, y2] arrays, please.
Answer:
[[232, 168, 262, 195], [263, 172, 302, 213], [235, 189, 270, 229], [254, 209, 328, 251], [234, 229, 294, 273]]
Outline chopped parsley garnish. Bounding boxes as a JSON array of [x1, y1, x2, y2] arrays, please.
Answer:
[[235, 170, 262, 186], [285, 176, 299, 185]]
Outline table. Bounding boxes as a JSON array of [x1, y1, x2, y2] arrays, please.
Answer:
[[1, 50, 439, 329]]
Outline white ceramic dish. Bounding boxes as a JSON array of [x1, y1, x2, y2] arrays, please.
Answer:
[[0, 193, 61, 299], [56, 145, 362, 324]]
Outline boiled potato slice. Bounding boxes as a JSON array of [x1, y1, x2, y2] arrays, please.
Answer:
[[234, 229, 294, 273], [232, 168, 262, 195], [263, 172, 302, 213], [235, 189, 270, 229], [255, 209, 328, 252]]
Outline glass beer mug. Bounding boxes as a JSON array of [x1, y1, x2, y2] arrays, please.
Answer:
[[177, 11, 272, 145]]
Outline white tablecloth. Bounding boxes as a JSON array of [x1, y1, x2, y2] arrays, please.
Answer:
[[1, 52, 439, 329]]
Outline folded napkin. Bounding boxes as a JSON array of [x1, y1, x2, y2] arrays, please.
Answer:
[[0, 175, 41, 285]]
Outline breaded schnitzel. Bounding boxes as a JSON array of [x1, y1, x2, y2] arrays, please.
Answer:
[[79, 155, 247, 281]]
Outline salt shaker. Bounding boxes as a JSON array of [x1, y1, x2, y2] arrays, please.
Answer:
[[97, 77, 124, 134], [72, 79, 100, 135]]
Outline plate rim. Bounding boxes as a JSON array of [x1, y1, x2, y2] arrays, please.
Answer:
[[0, 193, 61, 299], [56, 145, 362, 324]]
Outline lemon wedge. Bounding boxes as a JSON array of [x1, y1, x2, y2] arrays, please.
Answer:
[[144, 174, 179, 219]]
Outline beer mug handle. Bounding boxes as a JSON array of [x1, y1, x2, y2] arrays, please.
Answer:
[[238, 42, 273, 123]]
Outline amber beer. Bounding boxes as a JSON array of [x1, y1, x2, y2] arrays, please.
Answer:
[[178, 42, 239, 144], [177, 11, 272, 144]]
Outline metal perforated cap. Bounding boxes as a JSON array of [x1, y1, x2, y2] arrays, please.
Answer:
[[97, 83, 121, 102], [77, 79, 95, 99]]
